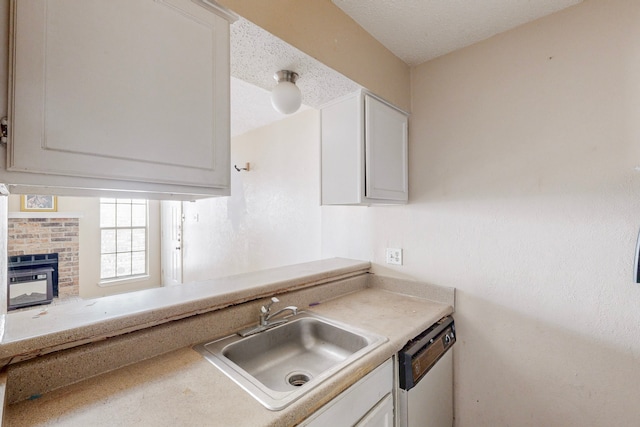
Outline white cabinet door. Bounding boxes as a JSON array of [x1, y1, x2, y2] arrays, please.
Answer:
[[320, 93, 362, 205], [355, 393, 394, 427], [365, 95, 408, 202], [321, 91, 408, 205], [301, 359, 393, 427], [7, 0, 233, 197]]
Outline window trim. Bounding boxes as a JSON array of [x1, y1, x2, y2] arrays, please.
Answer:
[[99, 198, 149, 283], [98, 274, 151, 287]]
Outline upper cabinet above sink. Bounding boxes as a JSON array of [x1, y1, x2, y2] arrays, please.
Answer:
[[3, 0, 237, 199]]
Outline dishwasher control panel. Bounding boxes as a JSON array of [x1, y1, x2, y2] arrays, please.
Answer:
[[398, 316, 456, 391]]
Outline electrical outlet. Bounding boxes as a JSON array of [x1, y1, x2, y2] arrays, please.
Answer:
[[386, 248, 403, 265]]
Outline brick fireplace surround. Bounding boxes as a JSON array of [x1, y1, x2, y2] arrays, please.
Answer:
[[7, 217, 80, 299]]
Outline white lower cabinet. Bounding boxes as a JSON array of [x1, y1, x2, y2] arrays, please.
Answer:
[[355, 393, 394, 427], [301, 359, 394, 427]]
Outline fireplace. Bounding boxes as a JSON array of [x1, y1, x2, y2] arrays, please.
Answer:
[[7, 216, 80, 299], [8, 253, 59, 310]]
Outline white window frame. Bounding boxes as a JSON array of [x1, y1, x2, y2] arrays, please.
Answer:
[[99, 198, 149, 284]]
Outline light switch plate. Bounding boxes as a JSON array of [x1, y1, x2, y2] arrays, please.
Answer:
[[386, 248, 403, 265]]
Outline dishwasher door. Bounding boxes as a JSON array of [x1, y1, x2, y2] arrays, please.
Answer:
[[397, 316, 455, 427], [397, 350, 453, 427]]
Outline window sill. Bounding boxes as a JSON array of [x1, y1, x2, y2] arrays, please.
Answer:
[[99, 275, 151, 287]]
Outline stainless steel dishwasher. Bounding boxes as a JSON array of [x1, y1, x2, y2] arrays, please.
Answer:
[[397, 316, 456, 427]]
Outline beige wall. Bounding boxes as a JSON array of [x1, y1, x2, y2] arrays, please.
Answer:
[[322, 0, 640, 425], [182, 109, 322, 281], [7, 196, 162, 299], [218, 0, 410, 111]]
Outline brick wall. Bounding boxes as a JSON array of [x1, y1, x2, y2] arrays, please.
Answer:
[[8, 218, 80, 298]]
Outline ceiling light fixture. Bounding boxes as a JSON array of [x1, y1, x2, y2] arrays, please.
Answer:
[[270, 70, 301, 114]]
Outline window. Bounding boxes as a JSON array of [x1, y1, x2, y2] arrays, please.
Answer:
[[100, 198, 148, 281]]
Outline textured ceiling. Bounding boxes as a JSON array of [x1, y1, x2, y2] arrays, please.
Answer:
[[229, 17, 361, 137], [332, 0, 584, 66], [230, 77, 311, 137], [230, 2, 584, 136]]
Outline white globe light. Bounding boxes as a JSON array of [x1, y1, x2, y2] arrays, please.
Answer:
[[271, 80, 302, 114], [270, 71, 302, 115]]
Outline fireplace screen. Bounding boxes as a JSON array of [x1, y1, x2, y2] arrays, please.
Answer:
[[7, 253, 59, 310]]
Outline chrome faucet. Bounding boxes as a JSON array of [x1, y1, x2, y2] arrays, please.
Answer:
[[238, 297, 299, 337], [260, 297, 298, 326]]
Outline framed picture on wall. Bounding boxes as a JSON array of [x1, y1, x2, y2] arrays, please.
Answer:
[[20, 195, 58, 212]]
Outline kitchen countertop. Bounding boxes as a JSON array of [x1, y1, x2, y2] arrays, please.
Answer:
[[0, 258, 371, 366], [3, 288, 453, 426]]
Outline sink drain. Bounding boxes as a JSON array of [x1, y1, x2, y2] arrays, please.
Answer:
[[286, 372, 312, 387]]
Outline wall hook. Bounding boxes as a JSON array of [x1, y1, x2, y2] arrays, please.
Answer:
[[234, 162, 250, 172]]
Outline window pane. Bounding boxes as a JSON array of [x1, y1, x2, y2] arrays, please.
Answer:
[[116, 252, 132, 277], [132, 251, 146, 275], [116, 203, 131, 227], [132, 204, 146, 227], [116, 229, 132, 252], [101, 229, 116, 253], [132, 228, 146, 251], [100, 202, 116, 228], [101, 198, 148, 281], [101, 254, 116, 279]]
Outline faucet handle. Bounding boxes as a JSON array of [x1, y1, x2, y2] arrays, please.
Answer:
[[262, 297, 279, 313]]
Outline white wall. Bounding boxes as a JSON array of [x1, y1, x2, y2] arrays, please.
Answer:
[[182, 109, 322, 281], [322, 0, 640, 425]]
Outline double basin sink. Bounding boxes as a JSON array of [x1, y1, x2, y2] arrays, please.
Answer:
[[194, 311, 387, 410]]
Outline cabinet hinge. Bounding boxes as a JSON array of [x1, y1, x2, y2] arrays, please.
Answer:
[[1, 117, 8, 145]]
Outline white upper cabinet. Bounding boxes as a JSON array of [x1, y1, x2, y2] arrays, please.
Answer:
[[321, 91, 408, 205], [5, 0, 236, 199]]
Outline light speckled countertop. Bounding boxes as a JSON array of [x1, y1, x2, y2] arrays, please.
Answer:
[[0, 258, 371, 366], [4, 288, 453, 427]]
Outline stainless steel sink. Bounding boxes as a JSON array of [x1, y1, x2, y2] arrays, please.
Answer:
[[194, 311, 387, 410]]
